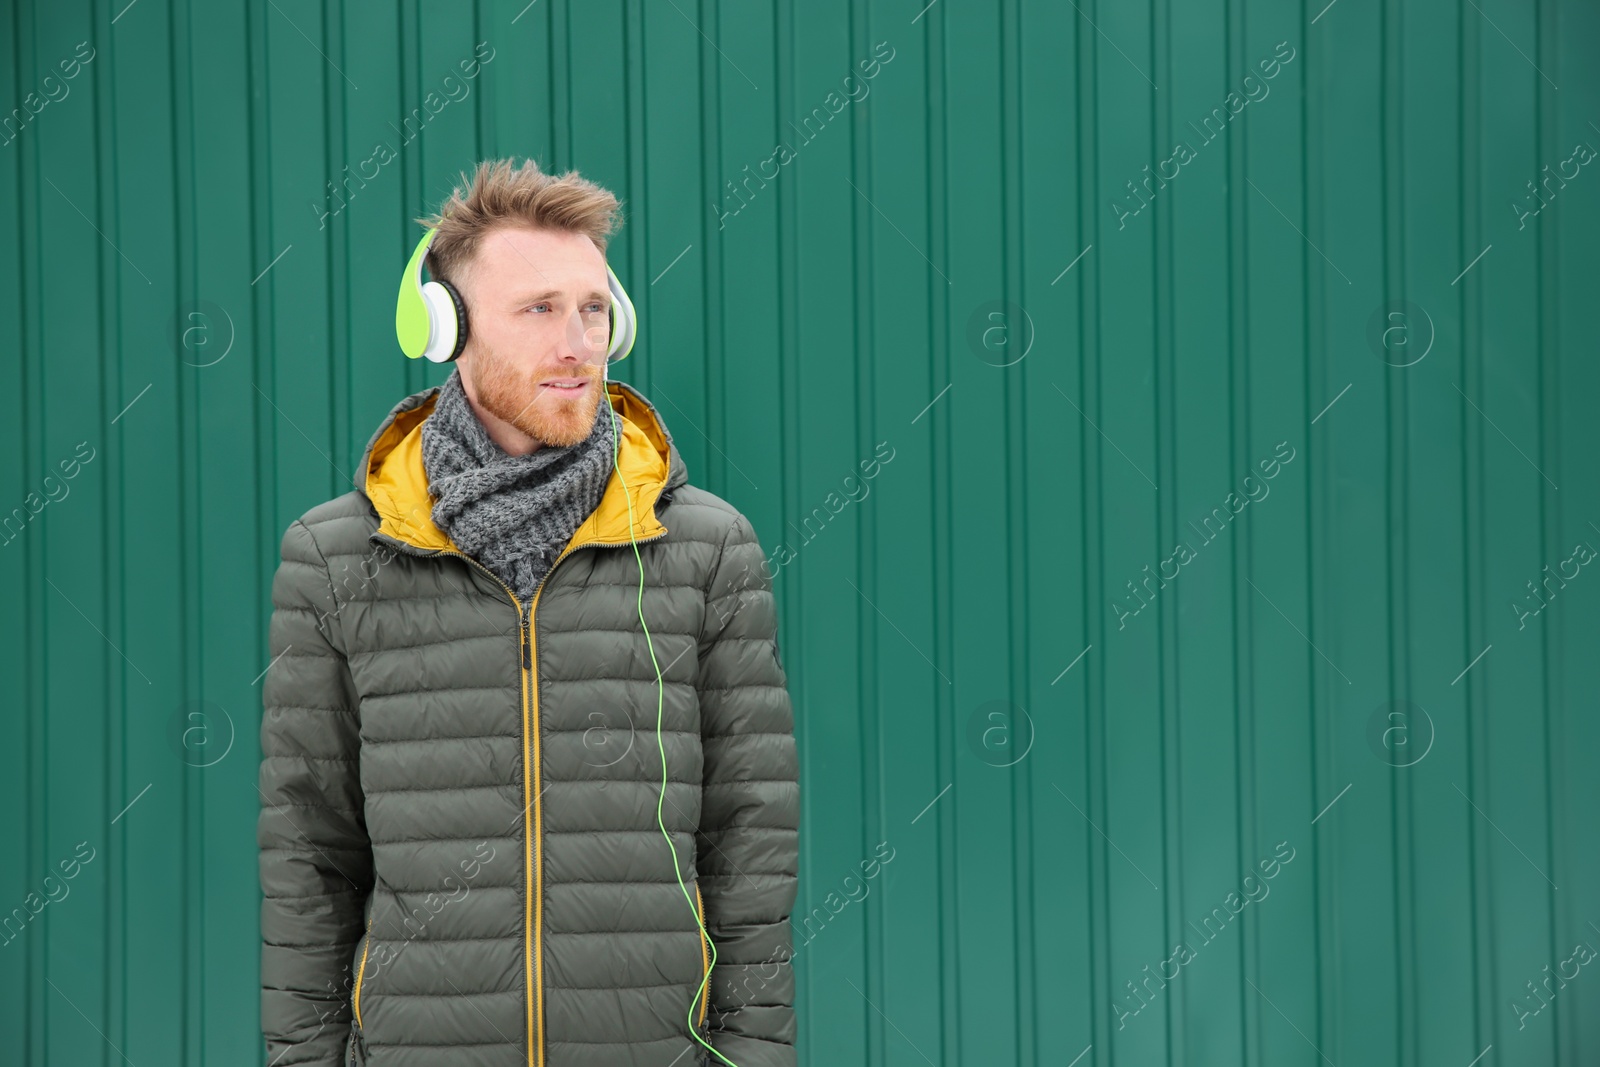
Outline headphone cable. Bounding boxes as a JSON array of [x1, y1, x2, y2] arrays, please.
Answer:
[[605, 378, 742, 1067]]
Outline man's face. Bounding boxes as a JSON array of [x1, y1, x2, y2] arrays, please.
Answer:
[[454, 223, 613, 452]]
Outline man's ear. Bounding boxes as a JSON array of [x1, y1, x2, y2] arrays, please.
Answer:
[[455, 352, 478, 395]]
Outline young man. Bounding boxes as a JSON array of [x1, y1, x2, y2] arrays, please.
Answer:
[[258, 158, 799, 1067]]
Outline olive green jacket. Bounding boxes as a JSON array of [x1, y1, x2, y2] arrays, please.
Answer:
[[258, 380, 800, 1066]]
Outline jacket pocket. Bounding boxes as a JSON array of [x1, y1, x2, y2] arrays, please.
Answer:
[[693, 881, 711, 1028], [352, 914, 376, 1032]]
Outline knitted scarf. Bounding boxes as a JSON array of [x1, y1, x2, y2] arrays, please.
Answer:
[[419, 367, 616, 603]]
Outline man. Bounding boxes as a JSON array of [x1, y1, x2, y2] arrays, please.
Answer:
[[258, 158, 800, 1067]]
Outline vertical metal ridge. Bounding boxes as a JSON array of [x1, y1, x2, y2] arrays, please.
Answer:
[[1379, 0, 1409, 1055], [774, 0, 810, 1054], [922, 2, 959, 1064], [1152, 0, 1181, 1058], [1452, 1, 1484, 1058], [333, 0, 351, 497], [996, 0, 1031, 1057], [12, 3, 39, 1063], [471, 0, 484, 148], [118, 0, 140, 1052], [1298, 0, 1332, 1060], [1532, 0, 1567, 1059], [843, 0, 887, 1062], [1392, 0, 1422, 1055], [1223, 0, 1250, 1055], [173, 0, 193, 1057], [1078, 0, 1111, 1054]]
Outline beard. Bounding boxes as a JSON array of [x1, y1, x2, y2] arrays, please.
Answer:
[[466, 336, 605, 448]]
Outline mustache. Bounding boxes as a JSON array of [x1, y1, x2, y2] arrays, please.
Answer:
[[504, 362, 603, 424]]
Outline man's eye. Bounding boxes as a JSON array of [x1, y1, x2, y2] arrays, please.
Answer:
[[527, 303, 549, 313]]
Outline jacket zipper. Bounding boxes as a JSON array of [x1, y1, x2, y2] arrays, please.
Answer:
[[372, 524, 669, 1067], [520, 528, 668, 1066]]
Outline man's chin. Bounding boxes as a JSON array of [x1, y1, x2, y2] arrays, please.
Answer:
[[512, 395, 603, 448], [529, 423, 592, 448]]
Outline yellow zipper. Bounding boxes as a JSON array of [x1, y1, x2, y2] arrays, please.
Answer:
[[352, 913, 375, 1029], [521, 528, 669, 1065], [694, 883, 710, 1027], [521, 596, 540, 1067], [522, 544, 575, 1067]]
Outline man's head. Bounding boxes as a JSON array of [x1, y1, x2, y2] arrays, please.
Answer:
[[418, 158, 623, 454]]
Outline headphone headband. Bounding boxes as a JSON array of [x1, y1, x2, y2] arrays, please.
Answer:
[[396, 225, 638, 365]]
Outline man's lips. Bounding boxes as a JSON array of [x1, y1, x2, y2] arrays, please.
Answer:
[[538, 378, 589, 392]]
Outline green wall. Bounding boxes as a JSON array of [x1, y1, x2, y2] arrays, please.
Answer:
[[2, 0, 1598, 1064]]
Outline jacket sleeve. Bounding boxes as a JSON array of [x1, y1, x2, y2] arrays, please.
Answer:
[[694, 513, 801, 1067], [259, 518, 374, 1065]]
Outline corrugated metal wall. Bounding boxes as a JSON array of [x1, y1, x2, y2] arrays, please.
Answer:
[[2, 0, 1597, 1064]]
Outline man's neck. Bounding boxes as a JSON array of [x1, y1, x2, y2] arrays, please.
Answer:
[[452, 362, 609, 455], [465, 394, 543, 456]]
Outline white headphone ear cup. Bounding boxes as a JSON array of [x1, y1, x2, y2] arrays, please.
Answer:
[[606, 267, 637, 362], [419, 280, 461, 363]]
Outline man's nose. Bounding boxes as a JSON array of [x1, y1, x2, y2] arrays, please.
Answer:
[[558, 310, 608, 363]]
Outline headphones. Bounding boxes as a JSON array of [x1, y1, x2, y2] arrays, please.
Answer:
[[394, 225, 639, 365], [394, 223, 740, 1067]]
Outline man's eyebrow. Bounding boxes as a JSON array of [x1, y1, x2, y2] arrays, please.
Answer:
[[513, 288, 611, 303]]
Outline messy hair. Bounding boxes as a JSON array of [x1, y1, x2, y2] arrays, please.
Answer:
[[415, 157, 623, 289]]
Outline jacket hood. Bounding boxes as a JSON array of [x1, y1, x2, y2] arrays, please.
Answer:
[[355, 377, 690, 553]]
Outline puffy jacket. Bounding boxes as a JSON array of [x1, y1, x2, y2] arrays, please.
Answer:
[[258, 379, 800, 1067]]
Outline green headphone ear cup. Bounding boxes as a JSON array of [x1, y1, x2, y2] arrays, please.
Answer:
[[397, 229, 437, 359]]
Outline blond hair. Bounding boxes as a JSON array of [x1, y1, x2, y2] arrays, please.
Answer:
[[416, 157, 623, 289]]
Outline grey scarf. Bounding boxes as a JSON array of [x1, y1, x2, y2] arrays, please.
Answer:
[[419, 367, 615, 602]]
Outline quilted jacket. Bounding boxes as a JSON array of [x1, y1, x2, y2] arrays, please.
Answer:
[[258, 379, 800, 1067]]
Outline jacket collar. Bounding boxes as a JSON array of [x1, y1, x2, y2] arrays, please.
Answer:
[[356, 377, 689, 555]]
